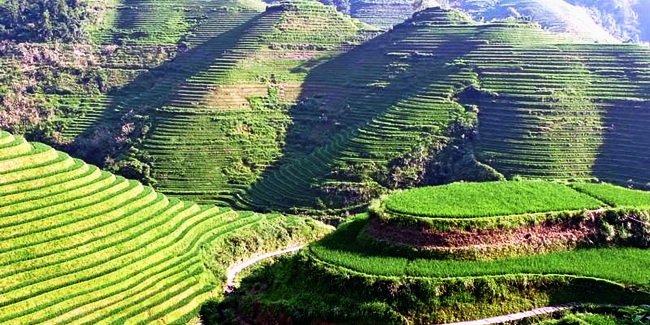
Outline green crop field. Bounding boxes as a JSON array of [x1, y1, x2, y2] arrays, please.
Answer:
[[228, 180, 650, 324], [384, 181, 604, 218], [2, 1, 650, 324], [310, 215, 650, 285], [0, 131, 330, 324], [572, 183, 650, 208]]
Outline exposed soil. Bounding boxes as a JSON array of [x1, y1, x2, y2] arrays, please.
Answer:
[[202, 83, 348, 110], [366, 216, 600, 257]]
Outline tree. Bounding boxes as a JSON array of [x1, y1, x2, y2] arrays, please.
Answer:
[[0, 0, 90, 42]]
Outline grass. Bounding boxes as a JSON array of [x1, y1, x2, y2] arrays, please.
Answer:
[[0, 131, 332, 323], [572, 183, 650, 208], [384, 181, 605, 218], [537, 313, 623, 325], [309, 215, 650, 286]]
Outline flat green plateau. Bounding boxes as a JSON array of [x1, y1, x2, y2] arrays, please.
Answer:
[[384, 181, 606, 218], [310, 215, 650, 286]]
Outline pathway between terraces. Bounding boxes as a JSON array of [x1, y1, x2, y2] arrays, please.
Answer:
[[439, 304, 580, 325], [224, 245, 304, 293]]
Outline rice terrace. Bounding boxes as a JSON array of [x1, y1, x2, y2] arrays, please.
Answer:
[[1, 0, 650, 324]]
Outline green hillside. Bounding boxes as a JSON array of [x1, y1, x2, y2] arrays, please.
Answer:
[[458, 0, 619, 43], [316, 0, 623, 42], [45, 0, 376, 205], [0, 130, 331, 324], [3, 3, 649, 213], [222, 181, 650, 324], [236, 7, 650, 213], [1, 1, 650, 324]]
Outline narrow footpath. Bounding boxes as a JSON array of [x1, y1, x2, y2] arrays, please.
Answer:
[[224, 245, 304, 293], [440, 304, 578, 325]]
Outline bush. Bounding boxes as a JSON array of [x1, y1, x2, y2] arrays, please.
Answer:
[[0, 0, 90, 42]]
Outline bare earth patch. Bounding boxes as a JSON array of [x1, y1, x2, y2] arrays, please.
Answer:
[[366, 216, 599, 259]]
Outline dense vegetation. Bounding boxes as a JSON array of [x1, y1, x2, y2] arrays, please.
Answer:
[[533, 305, 650, 325], [572, 182, 650, 208], [0, 131, 331, 323], [236, 7, 650, 213], [222, 182, 650, 324], [1, 1, 650, 323], [1, 1, 649, 213], [0, 0, 94, 42], [310, 215, 650, 284]]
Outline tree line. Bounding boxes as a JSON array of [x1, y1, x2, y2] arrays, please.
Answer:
[[0, 0, 89, 42]]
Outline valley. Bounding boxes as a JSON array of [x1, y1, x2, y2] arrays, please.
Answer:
[[0, 0, 649, 324]]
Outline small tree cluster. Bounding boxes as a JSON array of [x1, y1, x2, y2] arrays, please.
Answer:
[[0, 0, 90, 42]]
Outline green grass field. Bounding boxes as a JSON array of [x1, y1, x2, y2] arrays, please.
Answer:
[[0, 131, 331, 324], [310, 215, 650, 286], [384, 181, 605, 218], [572, 183, 650, 208]]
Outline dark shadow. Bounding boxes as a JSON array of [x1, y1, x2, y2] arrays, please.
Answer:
[[592, 47, 650, 187], [593, 100, 650, 187], [238, 10, 483, 211], [65, 10, 267, 166]]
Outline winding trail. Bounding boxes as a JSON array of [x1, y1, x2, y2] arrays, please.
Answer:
[[440, 304, 578, 325], [225, 245, 304, 293]]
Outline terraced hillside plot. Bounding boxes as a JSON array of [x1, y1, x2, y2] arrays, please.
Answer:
[[572, 182, 650, 208], [226, 182, 650, 324], [310, 215, 650, 284], [384, 181, 604, 218], [238, 7, 650, 213], [134, 1, 373, 205], [0, 131, 329, 324], [469, 43, 650, 185]]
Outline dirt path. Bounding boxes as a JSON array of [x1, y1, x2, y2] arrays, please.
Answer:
[[224, 245, 304, 293], [439, 304, 578, 325]]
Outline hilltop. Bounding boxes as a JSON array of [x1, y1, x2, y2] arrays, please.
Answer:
[[314, 0, 650, 43], [219, 180, 650, 324]]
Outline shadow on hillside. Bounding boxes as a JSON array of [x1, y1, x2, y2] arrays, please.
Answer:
[[593, 97, 650, 187], [66, 11, 267, 166], [240, 26, 482, 211]]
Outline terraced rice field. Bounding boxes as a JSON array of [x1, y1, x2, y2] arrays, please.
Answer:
[[384, 181, 604, 218], [309, 215, 650, 285], [230, 180, 650, 324], [0, 131, 314, 324], [571, 182, 650, 208], [138, 1, 370, 204], [238, 8, 650, 212]]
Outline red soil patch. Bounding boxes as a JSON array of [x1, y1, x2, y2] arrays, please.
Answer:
[[367, 216, 599, 258]]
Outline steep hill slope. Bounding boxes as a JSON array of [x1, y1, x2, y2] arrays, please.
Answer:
[[135, 1, 373, 204], [566, 0, 650, 43], [459, 0, 619, 43], [235, 7, 650, 213], [220, 181, 650, 324], [50, 1, 376, 205], [0, 130, 330, 324], [317, 0, 645, 43]]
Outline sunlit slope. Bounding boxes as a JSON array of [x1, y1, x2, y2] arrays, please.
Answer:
[[138, 1, 371, 204], [470, 43, 650, 183], [461, 0, 619, 43], [238, 8, 650, 212], [0, 131, 315, 324], [228, 181, 650, 324], [320, 0, 620, 43]]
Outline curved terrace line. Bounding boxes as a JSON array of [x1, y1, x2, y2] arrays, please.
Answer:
[[225, 245, 305, 293]]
